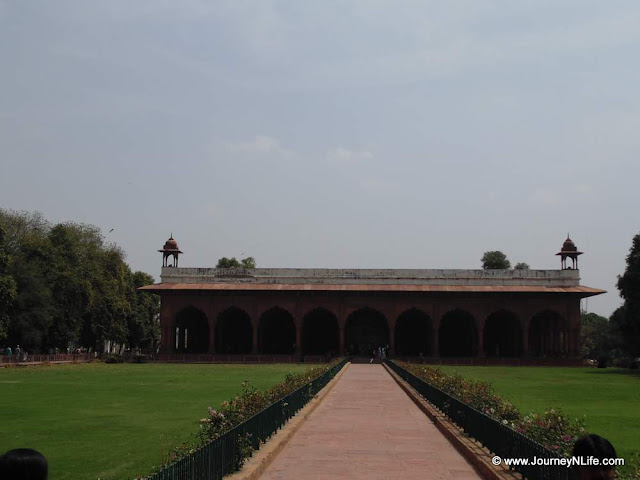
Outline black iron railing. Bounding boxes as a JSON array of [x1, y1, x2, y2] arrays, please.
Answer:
[[145, 358, 347, 480], [385, 360, 568, 480]]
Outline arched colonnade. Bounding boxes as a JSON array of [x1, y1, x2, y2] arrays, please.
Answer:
[[169, 304, 576, 358]]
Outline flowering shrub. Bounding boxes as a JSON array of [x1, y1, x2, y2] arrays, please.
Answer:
[[400, 363, 521, 422], [398, 362, 584, 456], [154, 360, 342, 476], [398, 362, 640, 478]]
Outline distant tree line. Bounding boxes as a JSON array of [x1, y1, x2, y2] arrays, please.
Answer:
[[0, 209, 159, 354]]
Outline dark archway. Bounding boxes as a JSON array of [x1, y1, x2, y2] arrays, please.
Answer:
[[529, 310, 566, 356], [216, 307, 252, 354], [302, 308, 339, 355], [345, 308, 389, 356], [439, 309, 477, 357], [484, 310, 523, 357], [175, 306, 209, 353], [258, 307, 296, 354], [395, 308, 432, 356]]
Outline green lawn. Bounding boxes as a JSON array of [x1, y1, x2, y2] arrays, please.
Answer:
[[440, 366, 640, 461], [0, 362, 311, 480]]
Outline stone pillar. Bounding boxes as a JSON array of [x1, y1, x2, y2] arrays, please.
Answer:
[[522, 325, 529, 357], [295, 323, 302, 356], [431, 329, 438, 357], [252, 323, 258, 354], [477, 327, 485, 358], [389, 327, 395, 356], [339, 327, 345, 355], [208, 320, 216, 354]]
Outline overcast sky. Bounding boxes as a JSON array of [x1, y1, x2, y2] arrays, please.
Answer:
[[1, 1, 639, 317]]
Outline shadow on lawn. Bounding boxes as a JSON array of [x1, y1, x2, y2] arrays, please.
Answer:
[[584, 368, 640, 379]]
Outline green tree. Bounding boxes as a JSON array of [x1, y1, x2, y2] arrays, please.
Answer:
[[0, 209, 157, 353], [127, 271, 160, 352], [613, 233, 640, 357], [481, 251, 511, 269], [580, 312, 609, 359], [216, 256, 256, 269], [514, 262, 530, 270], [0, 225, 17, 341]]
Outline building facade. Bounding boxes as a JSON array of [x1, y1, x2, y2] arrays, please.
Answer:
[[142, 237, 604, 360]]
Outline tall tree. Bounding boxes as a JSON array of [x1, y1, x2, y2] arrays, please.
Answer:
[[127, 271, 160, 352], [0, 226, 17, 341], [614, 234, 640, 357], [481, 251, 511, 269], [580, 312, 609, 359], [514, 262, 530, 270]]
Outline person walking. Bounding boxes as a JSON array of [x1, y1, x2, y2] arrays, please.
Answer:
[[15, 345, 21, 361], [6, 346, 12, 362]]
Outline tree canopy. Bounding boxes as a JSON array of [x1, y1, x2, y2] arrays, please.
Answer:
[[613, 233, 640, 357], [0, 225, 17, 340], [580, 312, 610, 359], [481, 251, 511, 269], [513, 262, 530, 270], [0, 209, 158, 353], [216, 256, 256, 269]]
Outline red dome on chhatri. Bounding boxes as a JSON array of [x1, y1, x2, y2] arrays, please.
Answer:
[[159, 234, 182, 253], [158, 234, 183, 267], [164, 237, 178, 250], [561, 236, 577, 252]]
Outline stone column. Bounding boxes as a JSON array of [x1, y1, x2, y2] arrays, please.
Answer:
[[522, 325, 529, 357], [431, 329, 438, 357], [295, 323, 302, 356], [252, 323, 258, 354], [477, 327, 485, 358]]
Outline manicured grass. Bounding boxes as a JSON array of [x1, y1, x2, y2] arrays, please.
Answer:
[[0, 362, 311, 480], [439, 366, 640, 461]]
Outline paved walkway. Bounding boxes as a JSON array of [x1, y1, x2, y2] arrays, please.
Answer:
[[259, 364, 482, 480]]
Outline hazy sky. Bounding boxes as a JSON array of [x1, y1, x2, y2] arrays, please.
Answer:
[[2, 1, 639, 317]]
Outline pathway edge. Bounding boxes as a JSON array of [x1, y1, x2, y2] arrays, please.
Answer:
[[226, 361, 351, 480], [382, 363, 522, 480]]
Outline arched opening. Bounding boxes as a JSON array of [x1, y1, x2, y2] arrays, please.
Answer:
[[345, 308, 389, 356], [529, 310, 566, 356], [439, 309, 477, 357], [175, 306, 209, 353], [258, 307, 296, 354], [395, 308, 432, 356], [484, 310, 523, 357], [216, 307, 252, 354], [302, 308, 339, 355]]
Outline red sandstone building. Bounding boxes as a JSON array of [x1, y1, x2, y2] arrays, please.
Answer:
[[142, 237, 604, 360]]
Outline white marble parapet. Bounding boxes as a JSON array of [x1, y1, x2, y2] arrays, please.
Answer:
[[159, 267, 580, 287]]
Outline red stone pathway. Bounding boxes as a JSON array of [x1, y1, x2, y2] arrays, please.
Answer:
[[259, 364, 482, 480]]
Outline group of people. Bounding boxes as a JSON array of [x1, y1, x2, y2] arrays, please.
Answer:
[[3, 345, 27, 362]]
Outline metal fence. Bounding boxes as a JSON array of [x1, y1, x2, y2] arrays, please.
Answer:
[[385, 360, 568, 480], [146, 358, 347, 480], [0, 353, 93, 365]]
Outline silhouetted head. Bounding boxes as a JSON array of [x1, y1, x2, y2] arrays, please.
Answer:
[[572, 435, 617, 480], [0, 448, 48, 480]]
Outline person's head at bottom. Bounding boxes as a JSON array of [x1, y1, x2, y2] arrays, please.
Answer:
[[572, 434, 616, 480], [0, 448, 48, 480]]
